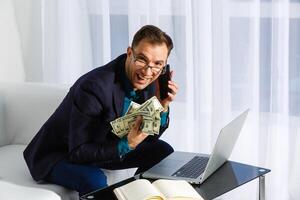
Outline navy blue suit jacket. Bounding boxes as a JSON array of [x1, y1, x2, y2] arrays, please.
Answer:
[[23, 54, 169, 181]]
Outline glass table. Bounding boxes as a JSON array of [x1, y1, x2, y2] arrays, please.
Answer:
[[80, 160, 270, 200]]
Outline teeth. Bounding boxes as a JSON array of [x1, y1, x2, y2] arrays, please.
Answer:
[[138, 74, 149, 80]]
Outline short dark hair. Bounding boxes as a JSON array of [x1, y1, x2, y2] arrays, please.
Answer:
[[131, 25, 173, 55]]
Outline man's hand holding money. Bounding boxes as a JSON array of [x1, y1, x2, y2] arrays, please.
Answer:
[[110, 96, 164, 138], [127, 116, 148, 149]]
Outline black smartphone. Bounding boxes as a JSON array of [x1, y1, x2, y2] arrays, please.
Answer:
[[158, 64, 171, 100]]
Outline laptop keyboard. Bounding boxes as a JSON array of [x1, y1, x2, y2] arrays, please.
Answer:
[[172, 156, 209, 179]]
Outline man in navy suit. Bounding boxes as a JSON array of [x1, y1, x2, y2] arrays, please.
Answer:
[[24, 25, 178, 196]]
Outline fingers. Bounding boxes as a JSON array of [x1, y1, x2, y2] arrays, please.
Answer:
[[127, 116, 148, 149], [168, 81, 178, 99], [170, 70, 174, 79], [166, 92, 176, 101], [168, 81, 178, 93], [159, 79, 179, 109], [132, 115, 143, 133]]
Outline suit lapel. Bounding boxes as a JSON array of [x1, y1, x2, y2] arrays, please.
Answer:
[[112, 82, 125, 118], [111, 54, 126, 118]]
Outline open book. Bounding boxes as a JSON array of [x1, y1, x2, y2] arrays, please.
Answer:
[[113, 179, 204, 200]]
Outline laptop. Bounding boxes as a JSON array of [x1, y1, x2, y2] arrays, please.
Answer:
[[142, 109, 249, 184]]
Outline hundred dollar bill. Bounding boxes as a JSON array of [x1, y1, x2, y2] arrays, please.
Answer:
[[141, 120, 154, 135], [151, 96, 164, 112], [125, 101, 141, 115], [110, 96, 164, 137]]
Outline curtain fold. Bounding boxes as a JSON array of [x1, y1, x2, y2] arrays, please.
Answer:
[[0, 0, 25, 82]]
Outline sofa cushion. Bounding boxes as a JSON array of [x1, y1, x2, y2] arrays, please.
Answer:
[[0, 144, 137, 199], [0, 144, 78, 200], [0, 181, 61, 200]]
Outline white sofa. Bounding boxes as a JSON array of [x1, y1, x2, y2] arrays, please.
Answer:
[[0, 82, 136, 200]]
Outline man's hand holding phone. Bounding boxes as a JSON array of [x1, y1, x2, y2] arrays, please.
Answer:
[[157, 64, 179, 112]]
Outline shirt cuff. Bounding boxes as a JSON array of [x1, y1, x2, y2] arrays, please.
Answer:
[[118, 137, 132, 157], [160, 109, 169, 127]]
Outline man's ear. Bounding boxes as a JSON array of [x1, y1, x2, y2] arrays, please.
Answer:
[[127, 47, 132, 57]]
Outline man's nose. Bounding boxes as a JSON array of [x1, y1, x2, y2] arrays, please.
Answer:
[[143, 66, 153, 76]]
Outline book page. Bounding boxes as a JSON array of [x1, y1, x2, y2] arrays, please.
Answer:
[[152, 179, 203, 200], [113, 179, 165, 200]]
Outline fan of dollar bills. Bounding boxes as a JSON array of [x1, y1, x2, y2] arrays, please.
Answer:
[[110, 96, 164, 138]]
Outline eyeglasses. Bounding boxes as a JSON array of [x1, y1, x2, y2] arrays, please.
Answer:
[[132, 51, 167, 75]]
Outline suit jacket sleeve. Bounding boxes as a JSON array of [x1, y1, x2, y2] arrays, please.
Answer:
[[67, 81, 120, 164]]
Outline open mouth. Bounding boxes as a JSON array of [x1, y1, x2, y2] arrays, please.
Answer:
[[136, 74, 151, 83]]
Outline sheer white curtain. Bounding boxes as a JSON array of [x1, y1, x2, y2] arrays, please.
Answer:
[[39, 0, 300, 199]]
